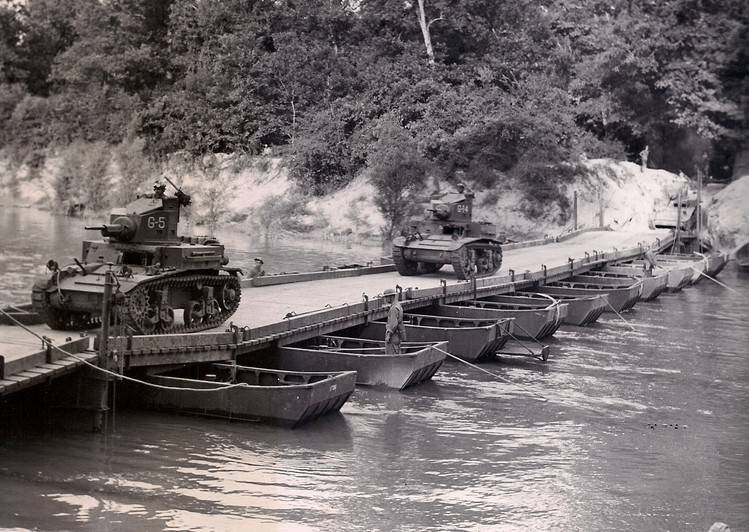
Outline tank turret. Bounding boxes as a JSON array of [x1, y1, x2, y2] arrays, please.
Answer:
[[31, 179, 242, 334], [392, 185, 503, 279]]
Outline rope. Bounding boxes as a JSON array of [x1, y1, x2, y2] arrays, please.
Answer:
[[690, 267, 741, 295], [508, 319, 549, 349], [0, 307, 251, 393], [603, 298, 637, 332], [432, 346, 548, 402], [504, 329, 538, 357]]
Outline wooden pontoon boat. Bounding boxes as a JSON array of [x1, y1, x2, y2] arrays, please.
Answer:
[[353, 313, 513, 362], [130, 363, 357, 427], [655, 253, 708, 284], [445, 294, 567, 339], [593, 268, 669, 301], [523, 289, 609, 326], [624, 260, 692, 292], [702, 251, 728, 277], [540, 276, 642, 312], [275, 336, 446, 390]]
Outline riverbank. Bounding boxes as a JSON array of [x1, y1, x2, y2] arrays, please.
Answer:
[[1, 147, 744, 246]]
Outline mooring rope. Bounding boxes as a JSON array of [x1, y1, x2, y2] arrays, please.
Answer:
[[508, 319, 551, 350], [0, 307, 252, 393], [690, 267, 741, 295], [432, 346, 548, 402], [603, 299, 637, 332]]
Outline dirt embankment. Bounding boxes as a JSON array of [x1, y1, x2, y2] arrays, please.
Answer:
[[1, 148, 745, 249]]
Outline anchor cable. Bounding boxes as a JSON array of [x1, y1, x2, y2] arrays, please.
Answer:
[[603, 299, 637, 332], [431, 346, 548, 402], [690, 266, 741, 295]]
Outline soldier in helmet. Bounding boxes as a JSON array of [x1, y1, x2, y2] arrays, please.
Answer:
[[643, 247, 658, 275], [249, 257, 265, 278], [383, 288, 406, 354]]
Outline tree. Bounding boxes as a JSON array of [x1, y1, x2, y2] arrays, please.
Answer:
[[368, 117, 429, 239]]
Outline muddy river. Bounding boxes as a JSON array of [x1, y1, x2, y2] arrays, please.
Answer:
[[0, 207, 747, 531]]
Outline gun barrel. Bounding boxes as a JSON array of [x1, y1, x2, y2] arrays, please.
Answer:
[[85, 224, 126, 235]]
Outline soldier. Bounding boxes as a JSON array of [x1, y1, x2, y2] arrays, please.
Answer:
[[249, 257, 265, 278], [383, 288, 406, 354], [639, 145, 649, 173], [643, 248, 658, 275]]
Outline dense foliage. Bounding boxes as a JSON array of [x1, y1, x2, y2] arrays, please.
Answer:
[[1, 0, 746, 198]]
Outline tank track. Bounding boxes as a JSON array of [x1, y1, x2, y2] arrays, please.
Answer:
[[117, 272, 241, 335], [450, 243, 503, 280], [392, 245, 419, 276], [32, 280, 102, 330]]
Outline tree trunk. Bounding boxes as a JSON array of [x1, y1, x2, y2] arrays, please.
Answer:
[[416, 0, 435, 65]]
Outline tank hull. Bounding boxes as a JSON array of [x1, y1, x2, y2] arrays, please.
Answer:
[[32, 241, 242, 334], [392, 236, 502, 280]]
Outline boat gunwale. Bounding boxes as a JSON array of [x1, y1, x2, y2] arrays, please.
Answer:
[[283, 338, 449, 358], [149, 364, 356, 390]]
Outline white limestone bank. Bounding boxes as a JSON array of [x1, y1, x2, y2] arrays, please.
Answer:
[[1, 148, 745, 249], [706, 175, 749, 253]]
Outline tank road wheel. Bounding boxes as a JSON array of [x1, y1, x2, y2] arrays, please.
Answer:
[[419, 263, 443, 274], [392, 245, 419, 276], [140, 301, 160, 334], [159, 306, 175, 332], [205, 298, 220, 321], [184, 300, 205, 327]]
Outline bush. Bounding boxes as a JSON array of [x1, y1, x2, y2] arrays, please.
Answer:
[[367, 117, 430, 239], [251, 193, 314, 237], [288, 108, 365, 195], [513, 160, 590, 224]]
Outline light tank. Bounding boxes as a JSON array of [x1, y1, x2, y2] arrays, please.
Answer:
[[31, 179, 242, 334], [391, 185, 503, 280]]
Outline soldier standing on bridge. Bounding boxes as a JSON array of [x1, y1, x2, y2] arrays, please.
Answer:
[[383, 288, 406, 354], [639, 145, 649, 173], [249, 257, 265, 278]]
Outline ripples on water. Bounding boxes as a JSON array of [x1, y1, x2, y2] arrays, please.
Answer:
[[1, 209, 748, 531]]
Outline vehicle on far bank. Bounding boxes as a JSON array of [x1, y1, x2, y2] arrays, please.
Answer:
[[31, 180, 242, 334], [391, 185, 503, 280]]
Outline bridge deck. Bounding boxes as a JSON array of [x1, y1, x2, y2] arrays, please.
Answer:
[[0, 228, 670, 392], [237, 229, 667, 327]]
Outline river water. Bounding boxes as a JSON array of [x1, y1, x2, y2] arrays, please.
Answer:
[[0, 208, 748, 531]]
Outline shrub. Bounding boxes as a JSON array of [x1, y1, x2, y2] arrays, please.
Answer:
[[367, 117, 430, 239]]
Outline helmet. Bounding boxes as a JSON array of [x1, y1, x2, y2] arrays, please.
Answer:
[[383, 288, 396, 296]]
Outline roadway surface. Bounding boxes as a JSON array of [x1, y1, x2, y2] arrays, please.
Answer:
[[235, 228, 669, 327]]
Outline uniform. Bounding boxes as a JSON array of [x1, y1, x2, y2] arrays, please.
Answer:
[[385, 299, 406, 354]]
